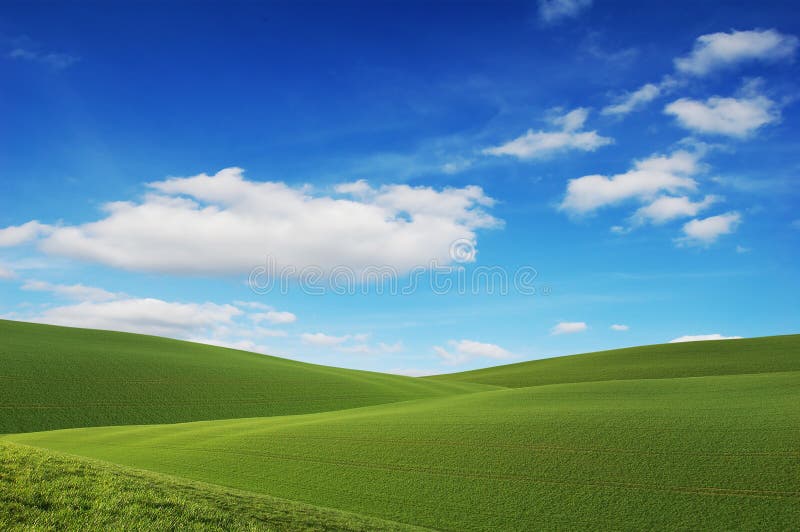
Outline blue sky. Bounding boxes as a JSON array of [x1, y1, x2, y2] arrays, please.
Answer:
[[1, 0, 799, 375]]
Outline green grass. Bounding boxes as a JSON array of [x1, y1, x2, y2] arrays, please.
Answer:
[[0, 319, 492, 433], [6, 371, 799, 530], [0, 442, 423, 531], [427, 334, 800, 387], [3, 322, 799, 530]]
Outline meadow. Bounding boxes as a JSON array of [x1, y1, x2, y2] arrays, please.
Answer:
[[1, 320, 798, 530], [0, 319, 490, 434]]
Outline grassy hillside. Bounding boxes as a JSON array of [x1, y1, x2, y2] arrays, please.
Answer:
[[7, 370, 799, 530], [428, 335, 800, 387], [0, 319, 492, 434], [0, 442, 422, 531]]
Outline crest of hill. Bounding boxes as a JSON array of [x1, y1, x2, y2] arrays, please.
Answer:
[[427, 335, 800, 387], [0, 319, 492, 434]]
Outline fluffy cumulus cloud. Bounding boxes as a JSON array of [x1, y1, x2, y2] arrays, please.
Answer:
[[8, 280, 295, 346], [631, 195, 718, 225], [665, 91, 779, 137], [674, 29, 799, 76], [551, 321, 587, 335], [610, 324, 629, 331], [434, 339, 513, 365], [0, 221, 50, 247], [561, 149, 741, 245], [602, 83, 662, 116], [560, 150, 700, 214], [27, 298, 243, 338], [669, 333, 743, 343], [1, 168, 500, 276], [677, 212, 741, 246], [538, 0, 592, 24], [483, 108, 612, 160]]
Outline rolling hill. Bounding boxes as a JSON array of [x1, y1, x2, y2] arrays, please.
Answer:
[[0, 319, 492, 434], [3, 330, 799, 530], [427, 335, 800, 387], [6, 371, 799, 530]]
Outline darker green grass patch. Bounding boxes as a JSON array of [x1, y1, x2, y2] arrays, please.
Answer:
[[428, 334, 800, 387]]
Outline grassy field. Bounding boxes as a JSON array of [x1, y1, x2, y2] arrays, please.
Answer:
[[0, 319, 491, 434], [1, 322, 799, 530], [427, 334, 800, 387], [6, 371, 799, 530], [0, 442, 422, 531]]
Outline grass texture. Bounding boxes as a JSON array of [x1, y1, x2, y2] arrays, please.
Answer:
[[0, 442, 422, 531], [6, 371, 799, 530], [2, 321, 798, 530], [0, 319, 491, 434], [427, 334, 800, 387]]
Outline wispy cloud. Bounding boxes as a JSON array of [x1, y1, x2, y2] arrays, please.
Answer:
[[551, 321, 587, 335], [483, 108, 612, 160], [7, 38, 79, 70], [21, 279, 122, 302], [538, 0, 593, 25], [669, 333, 743, 343]]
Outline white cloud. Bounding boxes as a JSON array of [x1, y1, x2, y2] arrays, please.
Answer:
[[26, 297, 242, 339], [631, 195, 718, 225], [434, 339, 513, 365], [602, 83, 661, 116], [8, 47, 79, 70], [674, 29, 798, 76], [250, 310, 297, 324], [0, 265, 16, 280], [665, 92, 779, 137], [233, 300, 271, 310], [300, 332, 395, 355], [301, 332, 350, 346], [560, 150, 700, 214], [188, 337, 271, 354], [538, 0, 592, 24], [21, 279, 121, 302], [551, 321, 587, 335], [0, 221, 51, 247], [2, 168, 499, 276], [483, 108, 612, 160], [388, 368, 438, 377], [610, 324, 629, 331], [377, 341, 404, 353], [669, 333, 743, 343], [678, 211, 741, 246], [441, 158, 474, 174]]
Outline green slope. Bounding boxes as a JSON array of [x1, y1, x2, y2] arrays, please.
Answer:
[[7, 370, 800, 530], [427, 334, 800, 387], [0, 442, 422, 531], [0, 319, 492, 434]]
